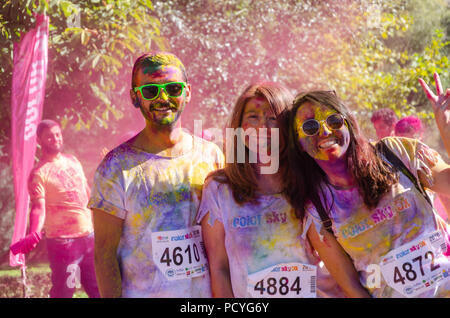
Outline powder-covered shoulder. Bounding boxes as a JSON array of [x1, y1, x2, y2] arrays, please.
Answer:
[[205, 174, 231, 191], [380, 137, 418, 167], [29, 160, 47, 176], [380, 136, 443, 186], [192, 136, 225, 167], [63, 153, 84, 166], [301, 200, 325, 240], [94, 142, 143, 178], [304, 200, 322, 222], [197, 174, 231, 225]]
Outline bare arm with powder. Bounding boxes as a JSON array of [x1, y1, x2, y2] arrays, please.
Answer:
[[416, 146, 450, 198], [418, 73, 450, 197], [29, 198, 46, 234], [307, 225, 371, 298], [92, 208, 124, 298], [419, 72, 450, 157], [201, 212, 234, 297], [10, 176, 47, 255]]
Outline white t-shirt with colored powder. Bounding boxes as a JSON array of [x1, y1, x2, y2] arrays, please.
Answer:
[[89, 135, 224, 298], [306, 137, 450, 298], [197, 178, 345, 298]]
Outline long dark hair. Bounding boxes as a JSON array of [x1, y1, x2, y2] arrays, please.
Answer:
[[282, 91, 398, 220], [208, 81, 294, 205]]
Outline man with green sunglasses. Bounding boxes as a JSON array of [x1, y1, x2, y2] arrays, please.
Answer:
[[89, 52, 224, 298], [130, 52, 190, 127], [133, 82, 187, 101]]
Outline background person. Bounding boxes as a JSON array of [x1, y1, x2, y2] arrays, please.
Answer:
[[10, 119, 99, 298], [370, 108, 399, 140], [394, 115, 424, 140], [198, 82, 367, 298], [394, 114, 450, 223], [89, 52, 224, 298]]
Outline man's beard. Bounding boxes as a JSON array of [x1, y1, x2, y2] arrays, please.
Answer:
[[42, 144, 62, 156], [145, 100, 185, 127]]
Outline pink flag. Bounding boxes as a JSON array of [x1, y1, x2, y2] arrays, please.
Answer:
[[10, 14, 49, 267]]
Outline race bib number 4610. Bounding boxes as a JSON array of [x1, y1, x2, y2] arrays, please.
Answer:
[[152, 226, 208, 281], [380, 230, 450, 297], [247, 263, 317, 298]]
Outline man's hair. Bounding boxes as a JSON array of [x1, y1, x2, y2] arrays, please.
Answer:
[[282, 91, 398, 221], [36, 119, 60, 138], [131, 52, 187, 88], [370, 108, 398, 126], [207, 81, 294, 205], [395, 115, 423, 137]]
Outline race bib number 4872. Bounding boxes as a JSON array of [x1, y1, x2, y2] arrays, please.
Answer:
[[152, 226, 208, 281], [380, 230, 450, 297]]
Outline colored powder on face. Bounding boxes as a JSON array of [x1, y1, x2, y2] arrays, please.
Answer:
[[158, 112, 177, 125], [140, 53, 186, 79], [142, 65, 177, 78], [142, 64, 162, 76], [295, 103, 349, 161], [294, 103, 335, 138]]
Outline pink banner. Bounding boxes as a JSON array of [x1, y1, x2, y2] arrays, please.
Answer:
[[10, 14, 49, 267]]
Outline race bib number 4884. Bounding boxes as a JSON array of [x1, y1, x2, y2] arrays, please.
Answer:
[[152, 226, 208, 281], [247, 263, 317, 298], [380, 230, 450, 297]]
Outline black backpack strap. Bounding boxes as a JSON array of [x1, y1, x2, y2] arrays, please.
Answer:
[[376, 140, 433, 207], [312, 194, 335, 236], [318, 207, 334, 235]]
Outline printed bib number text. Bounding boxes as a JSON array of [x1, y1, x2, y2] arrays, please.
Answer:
[[152, 226, 208, 281], [247, 263, 316, 298], [380, 230, 450, 297]]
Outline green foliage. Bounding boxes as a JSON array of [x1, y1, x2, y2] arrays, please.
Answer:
[[0, 265, 88, 298], [152, 1, 371, 129], [0, 0, 40, 42], [0, 163, 15, 259], [0, 267, 51, 298], [0, 0, 164, 182], [321, 0, 449, 145], [152, 0, 449, 139], [0, 1, 164, 263], [0, 0, 163, 134], [42, 0, 164, 132]]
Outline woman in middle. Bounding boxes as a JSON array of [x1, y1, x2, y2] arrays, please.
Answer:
[[197, 82, 370, 298]]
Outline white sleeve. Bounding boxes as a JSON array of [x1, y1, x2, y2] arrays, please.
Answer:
[[196, 179, 224, 226], [88, 154, 127, 219]]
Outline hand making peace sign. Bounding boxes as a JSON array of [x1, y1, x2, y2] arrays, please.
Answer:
[[419, 72, 450, 157]]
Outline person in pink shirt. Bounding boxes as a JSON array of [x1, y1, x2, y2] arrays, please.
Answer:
[[395, 115, 424, 140], [395, 115, 450, 223], [10, 119, 99, 298]]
